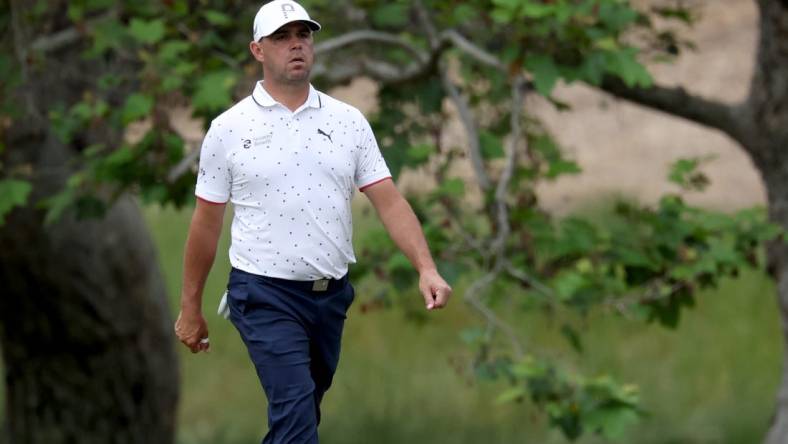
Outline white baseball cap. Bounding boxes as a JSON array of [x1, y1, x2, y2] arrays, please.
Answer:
[[253, 0, 321, 41]]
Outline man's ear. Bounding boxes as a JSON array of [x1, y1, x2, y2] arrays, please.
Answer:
[[249, 41, 265, 63]]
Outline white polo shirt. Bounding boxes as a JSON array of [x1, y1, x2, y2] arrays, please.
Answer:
[[195, 82, 391, 280]]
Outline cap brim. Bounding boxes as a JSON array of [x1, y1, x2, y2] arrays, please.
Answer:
[[259, 19, 321, 39]]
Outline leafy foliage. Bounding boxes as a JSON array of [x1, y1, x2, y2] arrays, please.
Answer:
[[0, 179, 32, 224], [496, 357, 641, 440]]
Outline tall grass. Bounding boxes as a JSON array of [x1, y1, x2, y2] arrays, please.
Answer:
[[143, 198, 781, 444], [0, 198, 778, 443]]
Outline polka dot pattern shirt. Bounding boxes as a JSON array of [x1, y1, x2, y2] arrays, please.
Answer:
[[196, 82, 391, 280]]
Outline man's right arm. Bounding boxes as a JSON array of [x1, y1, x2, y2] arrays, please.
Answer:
[[175, 198, 226, 353]]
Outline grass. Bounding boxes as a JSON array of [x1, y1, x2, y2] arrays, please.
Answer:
[[0, 197, 780, 444], [143, 197, 782, 444]]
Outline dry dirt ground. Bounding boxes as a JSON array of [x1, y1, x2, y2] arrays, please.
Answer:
[[168, 0, 765, 216]]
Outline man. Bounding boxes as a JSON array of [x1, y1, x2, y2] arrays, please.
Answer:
[[174, 0, 452, 442]]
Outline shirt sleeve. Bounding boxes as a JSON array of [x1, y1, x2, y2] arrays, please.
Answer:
[[354, 113, 392, 189], [195, 122, 231, 203]]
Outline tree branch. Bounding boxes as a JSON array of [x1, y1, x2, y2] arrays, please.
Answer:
[[441, 65, 492, 191], [29, 10, 118, 53], [441, 30, 507, 72], [413, 0, 440, 50], [311, 27, 513, 86], [600, 76, 744, 141], [457, 79, 530, 361], [464, 270, 526, 358], [30, 28, 80, 53], [491, 78, 527, 254], [312, 54, 438, 85], [166, 141, 201, 183], [409, 1, 493, 192], [315, 30, 428, 64], [9, 0, 38, 119], [504, 262, 557, 302]]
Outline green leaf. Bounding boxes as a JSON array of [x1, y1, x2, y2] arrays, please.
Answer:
[[525, 55, 560, 96], [583, 406, 640, 439], [594, 37, 619, 52], [491, 0, 519, 22], [161, 76, 184, 92], [97, 73, 121, 90], [605, 48, 653, 88], [560, 324, 584, 353], [173, 61, 197, 76], [433, 178, 465, 198], [158, 40, 190, 62], [0, 179, 32, 224], [416, 77, 445, 115], [128, 18, 166, 45], [67, 3, 85, 22], [38, 172, 85, 225], [520, 3, 555, 19], [453, 4, 477, 23], [372, 3, 409, 28], [406, 143, 432, 164], [40, 188, 75, 226], [121, 93, 154, 125], [598, 3, 639, 32], [547, 159, 581, 178], [88, 19, 126, 56], [192, 71, 237, 112], [491, 8, 512, 23], [668, 158, 699, 186], [653, 6, 696, 25], [496, 385, 527, 404], [614, 246, 658, 269], [385, 252, 415, 290], [480, 131, 505, 159], [552, 271, 588, 301], [668, 156, 713, 191], [203, 10, 233, 27], [579, 51, 609, 85]]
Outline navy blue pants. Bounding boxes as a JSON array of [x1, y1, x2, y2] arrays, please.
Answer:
[[226, 267, 355, 444]]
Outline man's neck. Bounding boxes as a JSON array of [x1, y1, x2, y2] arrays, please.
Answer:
[[262, 81, 310, 112]]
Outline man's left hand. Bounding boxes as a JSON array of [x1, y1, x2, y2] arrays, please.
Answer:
[[419, 269, 452, 310]]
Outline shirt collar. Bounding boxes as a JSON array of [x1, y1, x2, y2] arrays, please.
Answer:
[[252, 82, 322, 111]]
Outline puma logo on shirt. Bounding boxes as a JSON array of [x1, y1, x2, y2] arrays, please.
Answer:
[[317, 128, 333, 143]]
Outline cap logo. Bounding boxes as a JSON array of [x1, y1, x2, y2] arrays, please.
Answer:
[[281, 3, 295, 18]]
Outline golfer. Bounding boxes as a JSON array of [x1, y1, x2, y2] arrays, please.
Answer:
[[174, 0, 452, 442]]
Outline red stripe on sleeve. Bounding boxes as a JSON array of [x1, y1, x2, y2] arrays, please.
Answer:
[[197, 196, 227, 205], [359, 177, 392, 192]]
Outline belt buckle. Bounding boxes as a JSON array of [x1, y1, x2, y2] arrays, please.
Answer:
[[312, 279, 329, 292]]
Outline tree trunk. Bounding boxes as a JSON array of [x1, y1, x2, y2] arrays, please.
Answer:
[[750, 1, 788, 442], [0, 122, 179, 443], [0, 2, 180, 440], [764, 178, 788, 443], [759, 138, 788, 444]]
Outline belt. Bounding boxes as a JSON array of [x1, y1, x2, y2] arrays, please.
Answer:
[[232, 267, 348, 293]]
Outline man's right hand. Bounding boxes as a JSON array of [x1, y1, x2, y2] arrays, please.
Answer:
[[174, 310, 210, 353]]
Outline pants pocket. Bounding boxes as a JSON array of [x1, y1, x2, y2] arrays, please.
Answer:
[[226, 269, 250, 316]]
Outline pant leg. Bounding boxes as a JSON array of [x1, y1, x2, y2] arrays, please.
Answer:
[[310, 282, 355, 425], [227, 270, 318, 444]]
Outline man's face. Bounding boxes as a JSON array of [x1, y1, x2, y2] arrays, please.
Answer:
[[252, 22, 314, 85]]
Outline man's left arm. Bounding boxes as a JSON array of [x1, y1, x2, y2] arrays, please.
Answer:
[[362, 178, 452, 310]]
